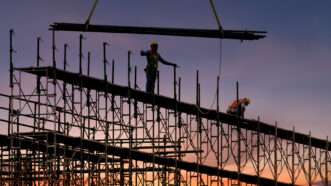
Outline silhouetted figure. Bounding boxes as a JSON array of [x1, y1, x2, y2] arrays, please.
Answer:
[[227, 97, 251, 118], [141, 42, 178, 93]]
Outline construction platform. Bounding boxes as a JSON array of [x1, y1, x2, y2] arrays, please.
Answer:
[[17, 66, 331, 150]]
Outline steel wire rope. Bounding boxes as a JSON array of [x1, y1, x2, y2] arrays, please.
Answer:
[[193, 0, 224, 166], [194, 39, 222, 115], [195, 0, 223, 115]]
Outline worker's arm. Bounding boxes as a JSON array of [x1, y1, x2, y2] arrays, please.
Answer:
[[159, 55, 179, 67]]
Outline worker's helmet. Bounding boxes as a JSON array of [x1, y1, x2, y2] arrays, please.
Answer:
[[150, 41, 158, 47], [243, 97, 251, 105]]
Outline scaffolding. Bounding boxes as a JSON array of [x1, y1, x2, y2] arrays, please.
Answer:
[[0, 27, 330, 186]]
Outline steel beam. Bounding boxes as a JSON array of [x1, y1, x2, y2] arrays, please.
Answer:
[[50, 23, 266, 41], [0, 132, 292, 185], [37, 132, 294, 186]]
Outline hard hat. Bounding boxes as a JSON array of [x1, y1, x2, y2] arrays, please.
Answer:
[[150, 41, 158, 47], [244, 97, 251, 105]]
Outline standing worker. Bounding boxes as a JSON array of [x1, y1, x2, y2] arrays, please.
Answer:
[[141, 42, 179, 93], [226, 97, 251, 118]]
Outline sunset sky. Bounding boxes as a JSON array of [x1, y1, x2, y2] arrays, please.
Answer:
[[0, 0, 330, 140]]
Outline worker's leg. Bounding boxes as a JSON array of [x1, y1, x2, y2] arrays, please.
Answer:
[[146, 72, 152, 92], [146, 69, 156, 93], [149, 70, 156, 93], [241, 107, 246, 118], [227, 109, 236, 116]]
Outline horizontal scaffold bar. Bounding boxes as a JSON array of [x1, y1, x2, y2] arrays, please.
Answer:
[[0, 133, 119, 163], [17, 66, 331, 151], [50, 23, 266, 41]]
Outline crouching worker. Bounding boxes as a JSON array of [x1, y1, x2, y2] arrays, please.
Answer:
[[227, 97, 251, 118], [141, 42, 179, 93]]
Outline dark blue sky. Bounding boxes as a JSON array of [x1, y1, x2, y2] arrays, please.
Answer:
[[0, 0, 330, 138]]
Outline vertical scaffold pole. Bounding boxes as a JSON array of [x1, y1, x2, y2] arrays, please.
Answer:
[[216, 76, 220, 186], [127, 50, 133, 186], [128, 51, 131, 88], [87, 51, 92, 185], [134, 65, 139, 186], [291, 126, 296, 185], [8, 29, 14, 186], [103, 42, 108, 81], [196, 70, 201, 185], [173, 66, 177, 100], [62, 43, 70, 185], [35, 37, 42, 134], [308, 131, 312, 186], [78, 34, 85, 186], [51, 28, 58, 186], [79, 34, 83, 75], [326, 136, 329, 186], [236, 81, 241, 185], [274, 122, 278, 186], [0, 145, 2, 185], [36, 37, 41, 93], [173, 62, 179, 186], [103, 42, 109, 185], [63, 44, 69, 134], [87, 52, 91, 76], [134, 65, 138, 119], [156, 69, 161, 185], [9, 29, 14, 90], [257, 116, 261, 186], [177, 76, 182, 186], [87, 51, 91, 136], [34, 36, 42, 183], [52, 30, 56, 68], [64, 44, 68, 71], [111, 59, 116, 184], [111, 59, 114, 84]]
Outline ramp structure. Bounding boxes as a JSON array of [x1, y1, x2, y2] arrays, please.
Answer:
[[0, 25, 329, 186]]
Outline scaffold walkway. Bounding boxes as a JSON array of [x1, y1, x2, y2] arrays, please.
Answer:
[[0, 132, 292, 186], [17, 66, 331, 150], [1, 66, 326, 185]]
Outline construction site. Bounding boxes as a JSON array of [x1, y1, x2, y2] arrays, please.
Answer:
[[0, 1, 330, 186]]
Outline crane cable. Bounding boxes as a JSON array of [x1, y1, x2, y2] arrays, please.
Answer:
[[85, 0, 100, 29], [82, 0, 224, 114], [195, 0, 224, 115], [208, 0, 223, 32]]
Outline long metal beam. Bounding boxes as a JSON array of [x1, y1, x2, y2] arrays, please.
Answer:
[[17, 66, 331, 151], [0, 133, 119, 163], [50, 23, 266, 41], [27, 132, 292, 186], [0, 132, 292, 185]]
